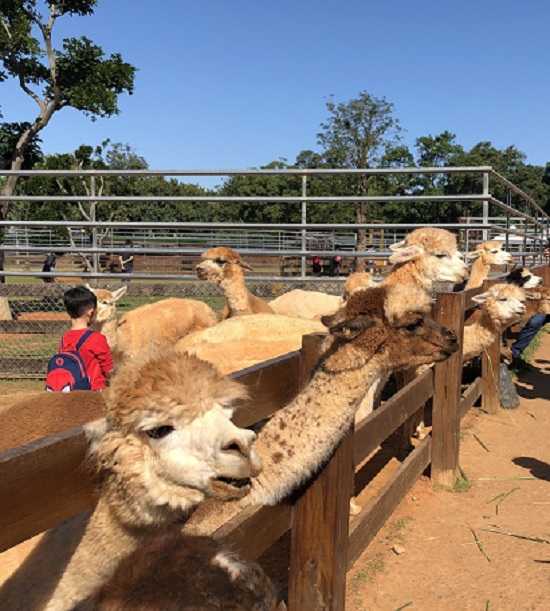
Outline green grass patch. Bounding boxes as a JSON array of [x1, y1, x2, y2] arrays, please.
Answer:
[[454, 467, 472, 493]]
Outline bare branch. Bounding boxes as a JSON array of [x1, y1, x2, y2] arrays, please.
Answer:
[[64, 224, 92, 272], [1, 17, 12, 40], [77, 201, 91, 221], [38, 3, 60, 97], [18, 75, 47, 112]]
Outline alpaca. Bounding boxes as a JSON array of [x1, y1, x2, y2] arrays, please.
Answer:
[[463, 283, 526, 361], [0, 351, 277, 611], [87, 286, 217, 360], [196, 247, 274, 319], [268, 271, 378, 321], [386, 228, 468, 291], [182, 285, 458, 537], [176, 314, 326, 374], [352, 228, 468, 423], [464, 240, 512, 290], [505, 266, 543, 289]]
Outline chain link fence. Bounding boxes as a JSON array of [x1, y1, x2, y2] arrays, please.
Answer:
[[0, 280, 345, 379]]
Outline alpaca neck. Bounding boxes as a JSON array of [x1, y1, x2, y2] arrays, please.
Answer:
[[94, 316, 119, 350], [43, 498, 140, 611], [463, 307, 499, 361], [465, 257, 490, 289], [386, 260, 433, 292], [248, 353, 386, 505], [220, 266, 251, 316]]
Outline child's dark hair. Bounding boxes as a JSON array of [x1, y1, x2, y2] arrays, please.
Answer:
[[64, 286, 97, 319]]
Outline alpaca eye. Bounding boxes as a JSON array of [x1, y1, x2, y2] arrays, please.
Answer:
[[498, 298, 508, 302], [405, 321, 422, 332], [146, 425, 175, 439], [434, 253, 447, 259], [215, 258, 226, 265]]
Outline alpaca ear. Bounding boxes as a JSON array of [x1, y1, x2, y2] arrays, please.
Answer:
[[471, 291, 489, 304], [85, 283, 94, 292], [326, 315, 375, 341], [111, 286, 128, 302], [240, 261, 253, 272], [84, 418, 109, 457], [465, 250, 481, 260], [322, 320, 389, 372], [388, 244, 424, 264], [526, 290, 542, 300], [389, 240, 406, 251]]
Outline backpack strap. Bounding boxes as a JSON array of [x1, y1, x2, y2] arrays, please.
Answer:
[[75, 329, 94, 352]]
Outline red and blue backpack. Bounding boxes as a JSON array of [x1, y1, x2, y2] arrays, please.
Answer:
[[45, 330, 93, 392]]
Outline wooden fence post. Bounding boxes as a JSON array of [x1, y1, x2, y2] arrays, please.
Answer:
[[431, 292, 465, 489], [288, 428, 354, 611], [482, 335, 501, 415]]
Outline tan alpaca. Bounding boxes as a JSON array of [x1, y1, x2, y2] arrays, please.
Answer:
[[88, 286, 217, 360], [182, 285, 459, 537], [0, 351, 278, 611], [196, 247, 274, 318], [176, 313, 325, 374], [463, 283, 526, 361], [464, 240, 512, 289], [268, 271, 377, 321]]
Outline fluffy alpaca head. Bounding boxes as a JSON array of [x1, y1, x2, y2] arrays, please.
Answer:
[[320, 286, 458, 373], [525, 287, 550, 315], [472, 283, 526, 325], [196, 247, 253, 284], [466, 240, 512, 266], [389, 228, 468, 284], [85, 285, 127, 323], [506, 266, 543, 289], [88, 351, 261, 527], [342, 271, 378, 301]]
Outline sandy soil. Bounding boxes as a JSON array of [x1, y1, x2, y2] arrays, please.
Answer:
[[346, 333, 550, 611]]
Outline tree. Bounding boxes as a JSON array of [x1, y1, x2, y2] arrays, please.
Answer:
[[0, 0, 136, 211], [316, 91, 402, 269]]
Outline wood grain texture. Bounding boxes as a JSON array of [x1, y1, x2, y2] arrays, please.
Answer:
[[348, 436, 431, 568], [288, 428, 354, 611], [431, 292, 465, 488]]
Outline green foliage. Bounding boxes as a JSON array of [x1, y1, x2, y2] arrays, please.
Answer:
[[0, 121, 42, 168]]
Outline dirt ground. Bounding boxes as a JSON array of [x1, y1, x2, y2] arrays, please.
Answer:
[[346, 333, 550, 611]]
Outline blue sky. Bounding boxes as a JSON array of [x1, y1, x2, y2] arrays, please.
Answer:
[[2, 0, 550, 177]]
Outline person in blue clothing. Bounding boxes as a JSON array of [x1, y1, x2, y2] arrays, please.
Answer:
[[511, 313, 550, 368]]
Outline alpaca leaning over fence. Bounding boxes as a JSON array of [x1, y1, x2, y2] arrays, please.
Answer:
[[0, 352, 281, 611], [182, 284, 458, 537], [464, 240, 513, 290]]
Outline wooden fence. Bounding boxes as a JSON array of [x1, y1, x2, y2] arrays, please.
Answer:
[[1, 264, 549, 610]]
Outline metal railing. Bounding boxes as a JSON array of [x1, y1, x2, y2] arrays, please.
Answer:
[[0, 166, 548, 280]]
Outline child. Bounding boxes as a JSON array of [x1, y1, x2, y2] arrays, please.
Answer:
[[59, 286, 113, 390]]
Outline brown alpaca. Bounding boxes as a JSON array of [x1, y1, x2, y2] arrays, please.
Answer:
[[463, 283, 526, 361], [88, 286, 217, 360], [464, 240, 512, 289], [0, 352, 279, 611], [182, 286, 458, 537], [196, 247, 274, 318]]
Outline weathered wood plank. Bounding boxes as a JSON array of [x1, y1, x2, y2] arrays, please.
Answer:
[[482, 334, 501, 414], [347, 435, 431, 568], [431, 292, 465, 488], [231, 351, 301, 428], [353, 369, 433, 466], [288, 428, 354, 611], [214, 503, 291, 561], [459, 378, 482, 420], [0, 426, 97, 553]]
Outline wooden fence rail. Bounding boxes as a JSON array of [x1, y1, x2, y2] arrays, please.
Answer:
[[0, 264, 548, 609]]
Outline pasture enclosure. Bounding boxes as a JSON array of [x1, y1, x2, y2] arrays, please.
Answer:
[[2, 265, 548, 609]]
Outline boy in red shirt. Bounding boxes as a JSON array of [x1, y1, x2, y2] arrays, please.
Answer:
[[60, 286, 113, 390]]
